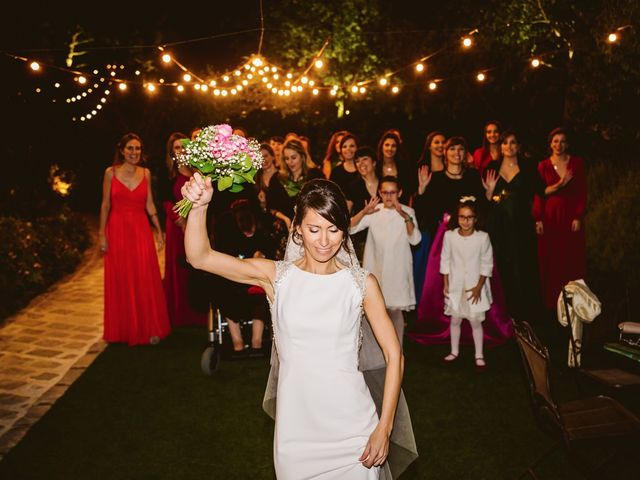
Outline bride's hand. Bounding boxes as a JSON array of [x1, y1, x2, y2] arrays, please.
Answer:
[[181, 172, 213, 210], [359, 424, 390, 468]]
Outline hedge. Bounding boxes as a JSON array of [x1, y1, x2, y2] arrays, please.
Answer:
[[0, 207, 91, 320]]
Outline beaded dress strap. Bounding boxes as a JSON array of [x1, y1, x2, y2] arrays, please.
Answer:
[[348, 265, 368, 362]]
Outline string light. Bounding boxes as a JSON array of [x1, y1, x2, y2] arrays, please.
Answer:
[[30, 61, 41, 71], [12, 23, 581, 119], [607, 32, 619, 43]]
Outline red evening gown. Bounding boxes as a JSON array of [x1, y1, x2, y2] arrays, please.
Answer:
[[104, 175, 171, 345], [163, 174, 207, 326], [533, 156, 587, 309]]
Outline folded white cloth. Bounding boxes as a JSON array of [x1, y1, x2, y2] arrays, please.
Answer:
[[557, 279, 601, 367]]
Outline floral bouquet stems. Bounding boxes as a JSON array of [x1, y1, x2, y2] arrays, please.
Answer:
[[173, 124, 264, 217]]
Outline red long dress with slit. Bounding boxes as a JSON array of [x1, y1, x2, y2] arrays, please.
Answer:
[[163, 174, 207, 326], [104, 175, 171, 345]]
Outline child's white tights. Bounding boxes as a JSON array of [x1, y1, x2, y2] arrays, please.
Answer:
[[450, 316, 484, 358]]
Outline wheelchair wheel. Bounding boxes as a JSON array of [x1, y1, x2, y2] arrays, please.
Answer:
[[201, 345, 221, 375]]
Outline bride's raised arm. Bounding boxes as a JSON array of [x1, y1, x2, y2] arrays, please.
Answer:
[[183, 173, 275, 292]]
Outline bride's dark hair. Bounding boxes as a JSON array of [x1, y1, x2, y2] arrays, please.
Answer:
[[292, 179, 351, 253]]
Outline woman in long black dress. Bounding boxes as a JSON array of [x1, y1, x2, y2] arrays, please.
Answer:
[[484, 131, 545, 322]]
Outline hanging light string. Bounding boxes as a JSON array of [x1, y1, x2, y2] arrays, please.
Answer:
[[6, 22, 633, 121]]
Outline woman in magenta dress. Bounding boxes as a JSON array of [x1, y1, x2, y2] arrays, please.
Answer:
[[98, 133, 170, 345], [533, 128, 587, 309], [163, 132, 208, 326], [409, 136, 512, 347]]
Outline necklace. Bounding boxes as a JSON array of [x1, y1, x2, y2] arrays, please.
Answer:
[[446, 168, 462, 178]]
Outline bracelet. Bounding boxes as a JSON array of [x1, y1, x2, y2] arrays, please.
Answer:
[[404, 216, 413, 224], [150, 213, 158, 217]]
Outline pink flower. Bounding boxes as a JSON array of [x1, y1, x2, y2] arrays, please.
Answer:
[[212, 133, 227, 145], [217, 124, 233, 138]]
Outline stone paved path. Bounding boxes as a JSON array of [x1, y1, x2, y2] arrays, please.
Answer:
[[0, 244, 105, 459]]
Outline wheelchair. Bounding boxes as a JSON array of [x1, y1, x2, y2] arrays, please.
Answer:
[[200, 287, 271, 375]]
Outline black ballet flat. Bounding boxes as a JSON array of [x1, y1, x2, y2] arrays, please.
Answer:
[[231, 348, 249, 360], [249, 346, 265, 358]]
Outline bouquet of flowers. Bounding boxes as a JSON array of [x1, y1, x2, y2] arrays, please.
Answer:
[[173, 124, 263, 217]]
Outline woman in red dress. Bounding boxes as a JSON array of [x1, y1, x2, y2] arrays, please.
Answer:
[[533, 128, 587, 309], [472, 121, 501, 176], [98, 133, 170, 345], [163, 132, 208, 326]]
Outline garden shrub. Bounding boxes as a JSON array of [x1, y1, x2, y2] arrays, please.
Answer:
[[0, 207, 90, 320], [586, 163, 640, 322]]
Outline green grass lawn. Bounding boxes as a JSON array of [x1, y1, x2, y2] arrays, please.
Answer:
[[0, 323, 636, 479]]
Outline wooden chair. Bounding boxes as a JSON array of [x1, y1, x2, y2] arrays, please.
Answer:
[[514, 321, 640, 479]]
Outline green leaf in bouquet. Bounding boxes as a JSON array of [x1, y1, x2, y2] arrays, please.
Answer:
[[180, 138, 191, 148], [237, 168, 257, 183], [197, 162, 215, 174], [240, 154, 253, 171], [217, 176, 233, 191], [231, 172, 245, 184], [229, 183, 245, 192]]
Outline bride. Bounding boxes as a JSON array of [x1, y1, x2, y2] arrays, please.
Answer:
[[182, 174, 417, 479]]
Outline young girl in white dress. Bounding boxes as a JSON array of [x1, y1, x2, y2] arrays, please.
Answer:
[[441, 197, 494, 370], [350, 176, 422, 345], [182, 174, 417, 479]]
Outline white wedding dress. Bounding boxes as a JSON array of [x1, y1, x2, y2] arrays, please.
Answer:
[[272, 261, 380, 479]]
